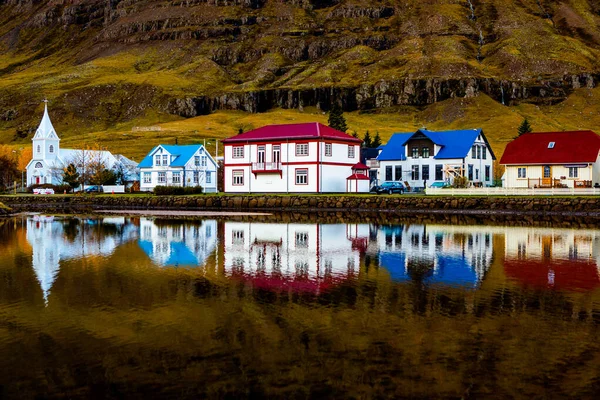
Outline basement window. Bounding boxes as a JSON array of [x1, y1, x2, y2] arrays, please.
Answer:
[[548, 142, 555, 149]]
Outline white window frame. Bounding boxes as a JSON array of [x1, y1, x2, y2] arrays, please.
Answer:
[[348, 145, 355, 158], [202, 156, 207, 167], [517, 167, 527, 178], [568, 167, 578, 178], [172, 171, 181, 184], [206, 172, 212, 183], [143, 172, 151, 184], [296, 143, 309, 156], [232, 146, 244, 159], [295, 169, 308, 185], [193, 171, 199, 183], [162, 155, 168, 166], [155, 155, 161, 166], [49, 145, 54, 153], [158, 172, 166, 183], [232, 170, 244, 186], [325, 143, 332, 157], [194, 156, 200, 166]]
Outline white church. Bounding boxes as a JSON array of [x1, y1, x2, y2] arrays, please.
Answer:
[[26, 102, 138, 186]]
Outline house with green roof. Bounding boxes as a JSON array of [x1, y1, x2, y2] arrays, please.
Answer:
[[376, 129, 496, 190], [138, 144, 218, 192]]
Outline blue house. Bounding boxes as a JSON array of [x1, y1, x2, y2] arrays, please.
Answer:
[[138, 144, 218, 192], [376, 129, 496, 189]]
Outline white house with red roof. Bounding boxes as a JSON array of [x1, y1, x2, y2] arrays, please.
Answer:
[[222, 122, 363, 193], [500, 131, 600, 188]]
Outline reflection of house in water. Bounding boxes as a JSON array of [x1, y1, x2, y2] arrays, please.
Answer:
[[223, 222, 370, 291], [504, 227, 600, 291], [376, 224, 493, 288], [26, 216, 138, 304], [138, 218, 218, 267]]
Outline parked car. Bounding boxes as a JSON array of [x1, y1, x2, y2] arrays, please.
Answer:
[[84, 185, 103, 193], [375, 181, 405, 194], [429, 181, 451, 188]]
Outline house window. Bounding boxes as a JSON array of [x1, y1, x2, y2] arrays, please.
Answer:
[[143, 172, 151, 184], [411, 165, 419, 180], [233, 146, 244, 158], [482, 147, 487, 160], [49, 145, 54, 153], [155, 155, 161, 166], [325, 143, 332, 157], [548, 142, 555, 149], [472, 146, 477, 158], [475, 169, 479, 180], [35, 162, 43, 168], [158, 172, 166, 183], [202, 156, 207, 167], [348, 145, 355, 158], [173, 172, 180, 184], [568, 167, 578, 178], [296, 232, 309, 248], [422, 147, 430, 158], [193, 171, 199, 183], [422, 165, 430, 181], [518, 167, 526, 178], [296, 169, 308, 185], [232, 230, 244, 244], [468, 165, 473, 180], [37, 145, 41, 153], [206, 172, 212, 183], [385, 166, 392, 181], [435, 164, 443, 181], [394, 165, 402, 181], [296, 143, 309, 156], [232, 170, 244, 186], [411, 147, 419, 158], [485, 165, 491, 181], [194, 156, 200, 166], [543, 165, 551, 178], [162, 155, 168, 165]]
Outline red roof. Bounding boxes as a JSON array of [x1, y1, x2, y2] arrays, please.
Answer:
[[222, 122, 362, 144], [352, 162, 369, 170], [500, 131, 600, 165], [504, 259, 600, 292], [346, 173, 370, 180]]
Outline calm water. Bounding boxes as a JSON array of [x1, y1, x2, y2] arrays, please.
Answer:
[[1, 214, 600, 399]]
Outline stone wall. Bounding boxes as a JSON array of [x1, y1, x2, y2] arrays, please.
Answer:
[[3, 194, 600, 216]]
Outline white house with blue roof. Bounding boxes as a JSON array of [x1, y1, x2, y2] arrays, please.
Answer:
[[376, 128, 496, 189], [138, 144, 218, 192]]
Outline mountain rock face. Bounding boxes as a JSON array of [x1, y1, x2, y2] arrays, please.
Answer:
[[1, 0, 600, 122]]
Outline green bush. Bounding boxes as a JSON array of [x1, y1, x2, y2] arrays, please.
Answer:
[[27, 183, 73, 193], [153, 186, 203, 196], [452, 176, 469, 188]]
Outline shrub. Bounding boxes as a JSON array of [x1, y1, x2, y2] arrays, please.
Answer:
[[153, 186, 203, 196], [27, 183, 73, 193], [452, 176, 469, 188]]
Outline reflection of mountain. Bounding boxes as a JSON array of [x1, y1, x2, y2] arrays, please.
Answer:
[[138, 219, 218, 267], [377, 225, 493, 288], [223, 222, 369, 292], [26, 216, 138, 304], [504, 228, 600, 291]]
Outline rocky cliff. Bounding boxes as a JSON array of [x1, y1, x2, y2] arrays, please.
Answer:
[[1, 0, 600, 125]]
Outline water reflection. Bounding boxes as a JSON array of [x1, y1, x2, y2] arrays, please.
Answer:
[[25, 215, 138, 303]]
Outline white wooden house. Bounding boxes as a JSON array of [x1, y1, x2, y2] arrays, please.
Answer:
[[500, 131, 600, 188], [138, 144, 218, 192], [222, 122, 362, 193], [376, 128, 496, 190]]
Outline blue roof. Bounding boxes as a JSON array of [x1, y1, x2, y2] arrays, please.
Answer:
[[138, 145, 209, 168], [377, 129, 484, 161], [376, 133, 412, 161], [138, 240, 201, 267]]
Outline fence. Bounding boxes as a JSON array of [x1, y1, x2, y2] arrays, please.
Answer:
[[425, 187, 600, 196]]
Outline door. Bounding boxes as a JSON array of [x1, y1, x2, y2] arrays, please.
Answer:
[[542, 165, 552, 187], [257, 145, 266, 169], [272, 145, 280, 166]]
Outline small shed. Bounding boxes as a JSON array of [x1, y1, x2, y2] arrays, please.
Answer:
[[346, 162, 370, 193]]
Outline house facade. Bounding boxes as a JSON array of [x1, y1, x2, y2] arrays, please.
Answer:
[[26, 103, 138, 186], [138, 144, 218, 192], [222, 122, 362, 193], [500, 131, 600, 188], [376, 128, 496, 189]]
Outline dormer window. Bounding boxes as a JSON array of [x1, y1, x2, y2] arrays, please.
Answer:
[[548, 142, 555, 149], [411, 147, 419, 158], [155, 155, 161, 166], [49, 145, 54, 153], [162, 155, 168, 165]]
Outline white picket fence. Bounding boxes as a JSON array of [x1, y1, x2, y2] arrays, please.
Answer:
[[426, 187, 600, 196]]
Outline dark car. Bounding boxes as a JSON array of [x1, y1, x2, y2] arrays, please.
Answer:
[[84, 185, 103, 193], [375, 181, 405, 194]]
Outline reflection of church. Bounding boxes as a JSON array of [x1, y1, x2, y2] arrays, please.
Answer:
[[376, 224, 493, 288], [138, 218, 218, 267], [504, 227, 600, 291], [223, 222, 370, 291], [26, 216, 138, 304]]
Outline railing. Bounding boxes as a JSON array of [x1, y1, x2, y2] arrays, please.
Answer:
[[252, 162, 282, 171], [426, 187, 600, 196]]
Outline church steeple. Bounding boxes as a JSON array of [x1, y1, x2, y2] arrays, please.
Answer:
[[32, 100, 60, 161], [33, 100, 59, 140]]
